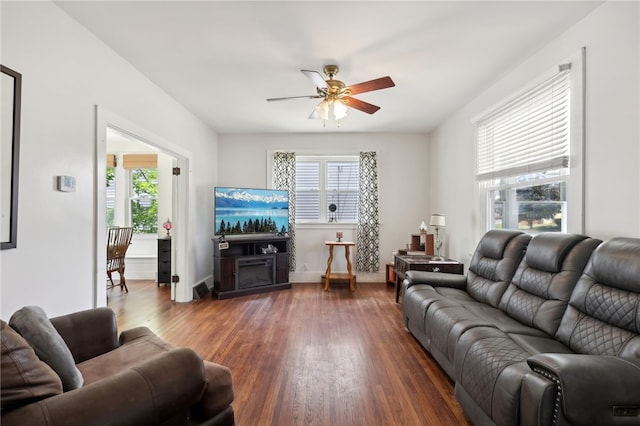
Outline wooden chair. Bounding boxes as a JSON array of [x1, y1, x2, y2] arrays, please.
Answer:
[[106, 227, 133, 292]]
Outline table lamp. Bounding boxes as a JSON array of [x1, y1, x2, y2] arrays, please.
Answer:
[[429, 214, 446, 260]]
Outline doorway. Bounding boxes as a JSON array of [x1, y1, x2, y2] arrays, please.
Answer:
[[106, 128, 175, 292], [95, 106, 192, 307]]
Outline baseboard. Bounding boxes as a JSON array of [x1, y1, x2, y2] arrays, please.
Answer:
[[290, 271, 383, 283]]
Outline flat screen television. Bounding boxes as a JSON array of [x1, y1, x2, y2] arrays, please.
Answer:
[[214, 187, 289, 236]]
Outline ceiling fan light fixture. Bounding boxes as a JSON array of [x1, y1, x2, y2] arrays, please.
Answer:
[[312, 99, 329, 120], [269, 64, 395, 126], [333, 100, 348, 120]]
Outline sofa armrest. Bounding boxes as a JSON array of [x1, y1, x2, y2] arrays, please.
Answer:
[[404, 270, 467, 290], [50, 308, 119, 363], [525, 354, 640, 425], [2, 348, 207, 426], [190, 360, 235, 423]]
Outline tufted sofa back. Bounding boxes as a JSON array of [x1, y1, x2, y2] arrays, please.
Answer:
[[498, 233, 602, 336], [466, 230, 531, 307], [555, 237, 640, 358]]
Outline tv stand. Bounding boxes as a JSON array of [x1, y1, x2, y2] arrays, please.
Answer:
[[212, 235, 291, 299]]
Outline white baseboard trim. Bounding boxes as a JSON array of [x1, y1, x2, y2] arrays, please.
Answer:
[[290, 271, 384, 283], [120, 257, 156, 280]]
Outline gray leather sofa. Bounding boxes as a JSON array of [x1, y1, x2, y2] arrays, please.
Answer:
[[403, 231, 640, 426]]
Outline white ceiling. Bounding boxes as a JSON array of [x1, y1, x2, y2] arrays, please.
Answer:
[[55, 1, 601, 134]]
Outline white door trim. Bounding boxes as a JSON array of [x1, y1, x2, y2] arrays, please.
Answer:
[[95, 106, 193, 306]]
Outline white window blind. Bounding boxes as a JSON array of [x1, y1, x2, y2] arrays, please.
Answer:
[[326, 161, 359, 222], [295, 157, 359, 223], [476, 67, 571, 181], [295, 161, 320, 222]]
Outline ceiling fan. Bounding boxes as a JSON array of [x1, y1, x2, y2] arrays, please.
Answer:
[[267, 65, 395, 121]]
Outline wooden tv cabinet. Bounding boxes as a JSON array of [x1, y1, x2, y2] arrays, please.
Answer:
[[212, 234, 291, 299]]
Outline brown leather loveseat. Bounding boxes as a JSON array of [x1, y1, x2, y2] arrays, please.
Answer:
[[403, 231, 640, 426], [1, 307, 234, 426]]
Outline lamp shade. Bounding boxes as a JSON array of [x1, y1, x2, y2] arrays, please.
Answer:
[[429, 214, 446, 227], [333, 100, 348, 120], [312, 100, 330, 120]]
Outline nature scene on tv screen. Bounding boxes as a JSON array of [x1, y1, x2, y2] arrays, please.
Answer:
[[215, 187, 288, 235]]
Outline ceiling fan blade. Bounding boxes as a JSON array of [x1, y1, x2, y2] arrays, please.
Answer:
[[301, 69, 329, 89], [343, 97, 381, 114], [267, 95, 322, 102], [347, 76, 395, 95]]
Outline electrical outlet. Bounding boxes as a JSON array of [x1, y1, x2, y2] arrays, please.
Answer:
[[304, 263, 308, 271]]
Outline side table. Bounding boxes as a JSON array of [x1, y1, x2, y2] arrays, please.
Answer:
[[394, 254, 464, 302], [324, 241, 356, 291], [385, 263, 395, 287]]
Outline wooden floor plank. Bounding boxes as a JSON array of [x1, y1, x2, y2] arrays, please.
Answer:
[[108, 281, 471, 426]]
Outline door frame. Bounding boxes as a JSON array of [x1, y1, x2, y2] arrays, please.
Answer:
[[95, 106, 192, 306]]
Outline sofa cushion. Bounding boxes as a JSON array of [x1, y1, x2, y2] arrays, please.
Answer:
[[466, 231, 531, 307], [9, 306, 83, 391], [498, 235, 601, 336], [453, 326, 572, 426], [426, 299, 549, 376], [555, 238, 640, 357], [454, 327, 531, 424], [477, 229, 524, 260], [590, 237, 640, 292], [524, 233, 588, 273], [77, 326, 234, 414], [1, 320, 63, 410], [404, 285, 474, 337]]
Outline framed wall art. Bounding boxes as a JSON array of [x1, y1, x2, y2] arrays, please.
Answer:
[[1, 65, 22, 249]]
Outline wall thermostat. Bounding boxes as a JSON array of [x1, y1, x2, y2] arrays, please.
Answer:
[[56, 175, 76, 192]]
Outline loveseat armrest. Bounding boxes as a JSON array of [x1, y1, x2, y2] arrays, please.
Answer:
[[50, 307, 119, 363], [1, 348, 207, 426], [523, 354, 640, 426], [404, 270, 467, 290]]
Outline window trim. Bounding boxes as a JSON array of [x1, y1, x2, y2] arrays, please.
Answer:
[[296, 154, 359, 224], [128, 167, 159, 234]]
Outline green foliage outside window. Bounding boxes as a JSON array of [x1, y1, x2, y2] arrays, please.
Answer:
[[131, 168, 158, 233], [106, 167, 116, 227]]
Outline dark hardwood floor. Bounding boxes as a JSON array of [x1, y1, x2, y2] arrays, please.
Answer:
[[108, 280, 471, 426]]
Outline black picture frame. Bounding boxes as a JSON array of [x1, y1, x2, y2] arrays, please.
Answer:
[[1, 65, 21, 250]]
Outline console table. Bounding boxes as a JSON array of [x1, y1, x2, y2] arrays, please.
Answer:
[[212, 235, 291, 299], [324, 241, 356, 291], [394, 254, 464, 302]]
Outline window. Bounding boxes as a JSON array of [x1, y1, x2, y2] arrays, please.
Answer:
[[295, 156, 359, 223], [106, 153, 159, 234], [487, 171, 567, 232], [129, 168, 158, 233], [476, 52, 583, 234], [106, 166, 116, 227]]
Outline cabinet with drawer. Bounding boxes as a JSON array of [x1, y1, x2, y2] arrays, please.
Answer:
[[394, 254, 464, 302], [157, 238, 171, 287]]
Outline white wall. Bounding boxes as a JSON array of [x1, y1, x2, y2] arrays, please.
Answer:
[[218, 133, 430, 282], [429, 1, 640, 266], [0, 2, 218, 318]]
